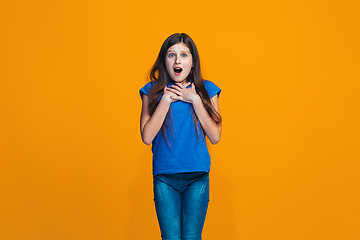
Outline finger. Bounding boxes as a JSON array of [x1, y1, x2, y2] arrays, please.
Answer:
[[169, 84, 183, 91], [181, 99, 192, 103], [191, 83, 195, 89], [180, 82, 191, 88], [166, 87, 182, 95], [175, 82, 185, 89], [170, 96, 181, 101], [164, 87, 172, 93]]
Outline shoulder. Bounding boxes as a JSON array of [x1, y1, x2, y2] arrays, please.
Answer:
[[202, 80, 221, 98], [142, 81, 157, 90], [139, 81, 157, 99]]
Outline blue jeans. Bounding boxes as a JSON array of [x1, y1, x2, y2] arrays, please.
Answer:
[[153, 171, 210, 240]]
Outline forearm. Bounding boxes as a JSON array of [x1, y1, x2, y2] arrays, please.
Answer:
[[192, 96, 221, 144], [141, 98, 171, 145]]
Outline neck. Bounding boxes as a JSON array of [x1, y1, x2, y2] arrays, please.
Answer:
[[170, 79, 188, 85]]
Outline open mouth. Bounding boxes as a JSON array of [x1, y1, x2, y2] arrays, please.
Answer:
[[173, 67, 183, 75]]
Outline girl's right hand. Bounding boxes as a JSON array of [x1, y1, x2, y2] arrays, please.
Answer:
[[162, 86, 178, 103]]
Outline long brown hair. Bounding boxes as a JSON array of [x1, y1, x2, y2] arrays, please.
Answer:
[[147, 33, 222, 143]]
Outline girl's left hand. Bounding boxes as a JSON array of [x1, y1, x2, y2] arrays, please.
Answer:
[[167, 82, 200, 103]]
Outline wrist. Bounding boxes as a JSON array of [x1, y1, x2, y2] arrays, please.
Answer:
[[191, 94, 202, 105], [160, 95, 173, 106]]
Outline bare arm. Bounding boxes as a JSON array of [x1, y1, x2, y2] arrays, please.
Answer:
[[192, 94, 221, 144], [167, 83, 222, 144], [140, 88, 176, 145]]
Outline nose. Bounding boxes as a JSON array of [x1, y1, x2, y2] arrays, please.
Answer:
[[175, 55, 181, 64]]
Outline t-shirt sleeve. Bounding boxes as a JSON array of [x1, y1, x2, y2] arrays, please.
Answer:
[[204, 80, 221, 98], [139, 82, 153, 100]]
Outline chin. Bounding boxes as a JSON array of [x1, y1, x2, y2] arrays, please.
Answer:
[[172, 75, 190, 83], [170, 78, 186, 83]]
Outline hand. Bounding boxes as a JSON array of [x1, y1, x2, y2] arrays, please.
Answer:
[[162, 86, 178, 103], [167, 82, 200, 103]]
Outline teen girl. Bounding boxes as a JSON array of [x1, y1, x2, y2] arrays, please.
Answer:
[[139, 33, 222, 240]]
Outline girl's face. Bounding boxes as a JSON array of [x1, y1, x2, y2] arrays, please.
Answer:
[[165, 43, 193, 84]]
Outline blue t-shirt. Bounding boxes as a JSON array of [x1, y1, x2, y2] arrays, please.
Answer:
[[139, 80, 221, 175]]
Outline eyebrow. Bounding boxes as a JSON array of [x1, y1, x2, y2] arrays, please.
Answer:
[[167, 50, 190, 53]]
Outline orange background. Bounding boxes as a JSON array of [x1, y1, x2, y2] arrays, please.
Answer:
[[1, 0, 359, 239]]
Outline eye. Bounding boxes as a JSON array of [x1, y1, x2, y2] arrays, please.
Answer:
[[182, 53, 187, 57], [168, 53, 175, 57]]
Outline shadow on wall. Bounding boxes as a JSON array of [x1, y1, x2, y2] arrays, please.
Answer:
[[127, 150, 160, 239]]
